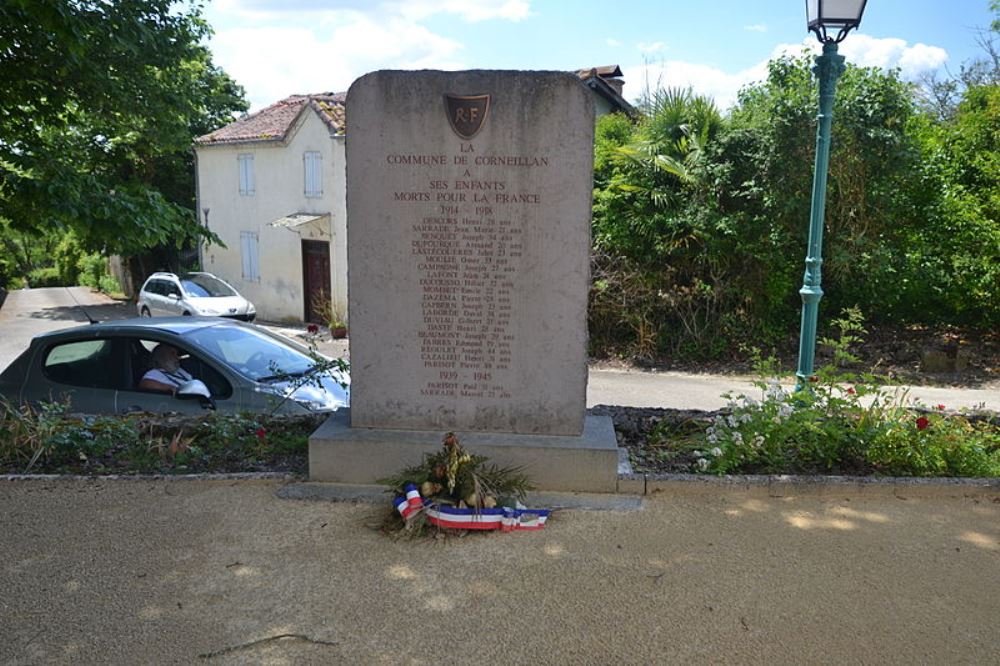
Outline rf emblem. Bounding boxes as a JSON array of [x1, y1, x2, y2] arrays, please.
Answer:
[[444, 93, 490, 140]]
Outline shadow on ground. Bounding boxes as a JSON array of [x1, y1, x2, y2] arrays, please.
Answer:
[[27, 302, 134, 322]]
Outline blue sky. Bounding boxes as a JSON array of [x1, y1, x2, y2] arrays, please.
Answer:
[[203, 0, 997, 111]]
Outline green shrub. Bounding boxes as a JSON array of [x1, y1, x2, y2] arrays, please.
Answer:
[[77, 254, 106, 289], [684, 317, 1000, 477], [27, 266, 61, 287], [0, 399, 322, 474], [98, 273, 121, 294], [53, 232, 85, 285]]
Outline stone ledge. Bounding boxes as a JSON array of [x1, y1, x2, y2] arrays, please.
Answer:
[[309, 409, 619, 492], [278, 482, 643, 510]]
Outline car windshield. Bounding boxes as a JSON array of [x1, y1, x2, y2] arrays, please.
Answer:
[[185, 325, 316, 381], [181, 274, 236, 298]]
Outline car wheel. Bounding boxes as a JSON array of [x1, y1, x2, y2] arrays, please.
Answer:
[[182, 311, 192, 316], [140, 306, 151, 317]]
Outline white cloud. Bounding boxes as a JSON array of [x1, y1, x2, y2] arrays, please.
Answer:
[[206, 1, 533, 110], [622, 60, 766, 110], [210, 15, 466, 109], [621, 35, 950, 111], [744, 24, 768, 33], [637, 41, 666, 54], [390, 0, 532, 22], [606, 38, 622, 48], [770, 34, 949, 80], [213, 0, 532, 22]]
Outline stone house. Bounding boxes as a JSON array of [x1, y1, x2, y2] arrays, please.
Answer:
[[193, 93, 348, 324], [192, 67, 632, 324]]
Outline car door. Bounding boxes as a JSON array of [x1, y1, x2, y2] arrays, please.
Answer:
[[115, 336, 239, 415], [146, 280, 169, 316], [163, 279, 185, 316], [27, 337, 127, 413]]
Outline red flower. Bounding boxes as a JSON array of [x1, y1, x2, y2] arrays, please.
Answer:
[[307, 323, 319, 334], [935, 404, 946, 410], [255, 427, 267, 440], [808, 375, 819, 383], [915, 417, 930, 431], [846, 387, 856, 395]]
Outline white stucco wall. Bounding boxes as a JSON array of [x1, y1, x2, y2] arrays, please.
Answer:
[[195, 110, 348, 323]]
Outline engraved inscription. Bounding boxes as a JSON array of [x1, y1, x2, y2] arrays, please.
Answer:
[[387, 144, 547, 400]]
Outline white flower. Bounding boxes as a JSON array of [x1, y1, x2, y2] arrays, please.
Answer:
[[753, 435, 765, 448], [707, 434, 718, 444], [697, 458, 710, 471], [778, 404, 793, 418], [739, 413, 753, 424], [732, 432, 743, 445], [727, 415, 737, 428], [693, 450, 702, 457], [711, 447, 723, 457]]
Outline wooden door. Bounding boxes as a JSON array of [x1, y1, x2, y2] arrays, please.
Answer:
[[301, 240, 331, 323]]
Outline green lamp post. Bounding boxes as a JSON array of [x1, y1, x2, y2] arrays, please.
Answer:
[[795, 0, 868, 389]]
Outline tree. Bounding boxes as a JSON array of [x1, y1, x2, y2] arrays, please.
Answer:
[[0, 0, 247, 258]]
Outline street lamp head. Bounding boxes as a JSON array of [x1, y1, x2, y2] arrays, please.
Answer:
[[806, 0, 867, 43]]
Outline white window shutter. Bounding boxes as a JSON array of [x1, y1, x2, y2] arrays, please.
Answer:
[[239, 154, 255, 196], [304, 151, 322, 197], [240, 231, 259, 281]]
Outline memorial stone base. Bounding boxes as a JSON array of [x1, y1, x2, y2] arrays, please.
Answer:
[[309, 409, 620, 493]]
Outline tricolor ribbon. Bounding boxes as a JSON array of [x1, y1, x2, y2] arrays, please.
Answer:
[[394, 483, 426, 520], [424, 503, 549, 532], [394, 485, 549, 532]]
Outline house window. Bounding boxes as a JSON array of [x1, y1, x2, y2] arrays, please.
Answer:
[[304, 151, 322, 198], [238, 154, 255, 196], [240, 231, 260, 281]]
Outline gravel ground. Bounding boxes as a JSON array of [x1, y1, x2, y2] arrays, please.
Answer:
[[1, 477, 997, 665]]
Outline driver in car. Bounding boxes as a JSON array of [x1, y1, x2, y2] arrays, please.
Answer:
[[139, 344, 196, 394]]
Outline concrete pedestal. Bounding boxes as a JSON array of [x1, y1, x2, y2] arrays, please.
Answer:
[[309, 409, 619, 493]]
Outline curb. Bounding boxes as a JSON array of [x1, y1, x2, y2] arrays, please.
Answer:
[[622, 472, 1000, 498], [1, 471, 997, 501], [277, 482, 645, 511], [0, 472, 300, 482]]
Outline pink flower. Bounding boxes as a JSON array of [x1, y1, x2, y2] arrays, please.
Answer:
[[915, 417, 930, 431]]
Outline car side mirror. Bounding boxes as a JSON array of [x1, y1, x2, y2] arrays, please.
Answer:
[[168, 292, 181, 300], [176, 379, 216, 410]]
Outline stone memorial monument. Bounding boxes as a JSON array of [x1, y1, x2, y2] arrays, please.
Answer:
[[310, 70, 619, 491]]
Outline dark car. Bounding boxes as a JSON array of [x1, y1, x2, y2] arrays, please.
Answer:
[[0, 318, 348, 415]]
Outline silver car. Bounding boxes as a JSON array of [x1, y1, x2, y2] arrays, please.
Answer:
[[137, 271, 256, 321], [0, 318, 348, 415]]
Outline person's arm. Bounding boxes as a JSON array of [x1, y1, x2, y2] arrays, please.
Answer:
[[138, 377, 176, 393]]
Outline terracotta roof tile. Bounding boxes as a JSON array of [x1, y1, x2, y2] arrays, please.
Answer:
[[195, 92, 346, 145]]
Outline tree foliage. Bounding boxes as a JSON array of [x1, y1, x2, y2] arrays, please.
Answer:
[[0, 0, 247, 258], [591, 25, 1000, 360]]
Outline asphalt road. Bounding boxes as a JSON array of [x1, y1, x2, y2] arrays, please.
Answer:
[[1, 479, 997, 664], [1, 287, 998, 411]]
